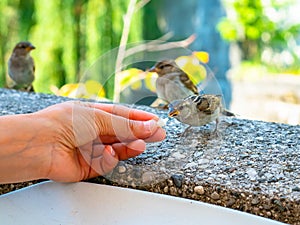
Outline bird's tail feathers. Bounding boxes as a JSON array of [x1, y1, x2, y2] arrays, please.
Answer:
[[222, 109, 235, 117]]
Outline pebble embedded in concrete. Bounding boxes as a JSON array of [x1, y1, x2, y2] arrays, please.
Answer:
[[211, 192, 220, 200], [194, 186, 205, 195]]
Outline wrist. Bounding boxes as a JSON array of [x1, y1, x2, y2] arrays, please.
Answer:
[[0, 113, 54, 184]]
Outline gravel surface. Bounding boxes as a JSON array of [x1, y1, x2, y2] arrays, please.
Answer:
[[0, 88, 299, 224]]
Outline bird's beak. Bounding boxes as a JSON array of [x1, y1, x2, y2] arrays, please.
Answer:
[[168, 109, 180, 117], [26, 45, 36, 52], [148, 66, 157, 73]]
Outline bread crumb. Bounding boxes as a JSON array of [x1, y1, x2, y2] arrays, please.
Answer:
[[157, 118, 167, 127]]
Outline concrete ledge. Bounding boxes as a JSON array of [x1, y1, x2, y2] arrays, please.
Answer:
[[0, 88, 299, 224]]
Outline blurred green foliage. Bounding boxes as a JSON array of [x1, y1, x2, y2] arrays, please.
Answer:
[[1, 0, 299, 96], [0, 0, 143, 95], [218, 0, 300, 73]]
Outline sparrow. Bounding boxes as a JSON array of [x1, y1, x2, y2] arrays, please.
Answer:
[[168, 94, 235, 135], [7, 41, 35, 92], [149, 60, 199, 104]]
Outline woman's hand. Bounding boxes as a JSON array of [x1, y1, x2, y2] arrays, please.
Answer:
[[35, 101, 166, 182], [0, 101, 166, 184]]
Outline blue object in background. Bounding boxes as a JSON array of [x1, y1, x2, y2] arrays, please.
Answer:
[[156, 0, 232, 107], [121, 0, 232, 108]]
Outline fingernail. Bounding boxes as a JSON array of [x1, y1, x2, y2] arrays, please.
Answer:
[[107, 146, 115, 157], [144, 119, 157, 131]]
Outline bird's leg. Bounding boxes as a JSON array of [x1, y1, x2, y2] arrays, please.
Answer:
[[180, 125, 192, 138], [161, 104, 169, 110], [150, 98, 169, 110], [214, 118, 219, 133], [152, 104, 169, 110], [212, 118, 220, 137], [27, 85, 34, 92]]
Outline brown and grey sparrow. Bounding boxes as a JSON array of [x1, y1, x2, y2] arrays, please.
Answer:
[[7, 41, 35, 92], [168, 94, 234, 134], [149, 60, 199, 104]]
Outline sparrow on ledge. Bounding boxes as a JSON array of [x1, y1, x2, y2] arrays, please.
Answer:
[[168, 94, 235, 135], [149, 60, 199, 104], [7, 41, 35, 92]]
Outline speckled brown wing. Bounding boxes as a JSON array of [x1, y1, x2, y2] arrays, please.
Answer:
[[194, 95, 221, 115], [179, 72, 199, 95]]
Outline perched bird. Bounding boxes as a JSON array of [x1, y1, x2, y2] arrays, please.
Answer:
[[149, 60, 199, 104], [168, 94, 235, 135], [7, 41, 35, 92]]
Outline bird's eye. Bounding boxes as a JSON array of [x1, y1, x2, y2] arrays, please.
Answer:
[[178, 105, 184, 110], [158, 64, 171, 69]]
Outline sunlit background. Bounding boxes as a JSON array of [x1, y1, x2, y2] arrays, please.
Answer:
[[0, 0, 299, 125]]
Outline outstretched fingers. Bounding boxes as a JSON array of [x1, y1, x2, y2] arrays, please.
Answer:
[[92, 103, 159, 121], [112, 139, 146, 160], [94, 109, 165, 141], [87, 145, 118, 178], [85, 140, 146, 179]]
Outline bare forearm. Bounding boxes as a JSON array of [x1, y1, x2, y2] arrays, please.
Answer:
[[0, 113, 52, 184], [0, 101, 166, 184]]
